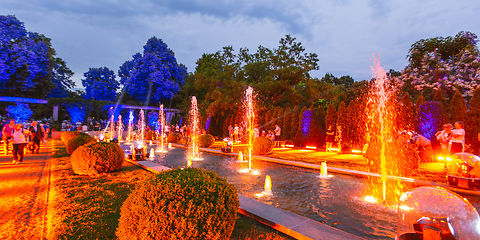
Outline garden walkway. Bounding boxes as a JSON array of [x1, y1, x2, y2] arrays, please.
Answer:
[[0, 140, 54, 240]]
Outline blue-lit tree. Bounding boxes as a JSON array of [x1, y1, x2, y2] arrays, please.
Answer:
[[82, 67, 119, 101], [6, 103, 33, 122], [0, 15, 74, 98], [118, 37, 187, 105], [417, 101, 446, 140]]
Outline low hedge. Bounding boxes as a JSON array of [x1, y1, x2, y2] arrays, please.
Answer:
[[116, 168, 239, 240], [60, 131, 87, 144], [252, 137, 274, 155], [166, 132, 181, 143], [70, 142, 124, 176], [65, 134, 96, 155], [198, 134, 215, 148]]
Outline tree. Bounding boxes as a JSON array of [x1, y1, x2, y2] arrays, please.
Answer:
[[282, 107, 291, 140], [466, 87, 480, 153], [294, 106, 308, 146], [119, 37, 187, 105], [336, 101, 347, 128], [397, 93, 415, 131], [305, 105, 323, 147], [82, 67, 119, 101], [0, 15, 74, 98], [415, 94, 425, 114], [433, 88, 448, 117], [289, 106, 299, 140], [449, 89, 468, 123], [417, 101, 446, 140], [325, 102, 337, 130]]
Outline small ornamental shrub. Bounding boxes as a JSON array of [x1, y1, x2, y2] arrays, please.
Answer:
[[70, 142, 124, 176], [60, 131, 87, 144], [253, 137, 274, 155], [144, 130, 156, 140], [65, 134, 96, 155], [166, 132, 181, 143], [198, 134, 215, 148], [116, 168, 239, 240]]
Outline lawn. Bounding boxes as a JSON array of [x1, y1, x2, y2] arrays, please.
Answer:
[[50, 142, 291, 239]]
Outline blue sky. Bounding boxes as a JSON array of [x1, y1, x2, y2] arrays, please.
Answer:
[[1, 0, 479, 88]]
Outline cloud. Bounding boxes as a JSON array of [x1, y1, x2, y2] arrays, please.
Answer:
[[1, 0, 480, 87]]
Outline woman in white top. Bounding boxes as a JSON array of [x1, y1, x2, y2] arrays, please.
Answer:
[[450, 121, 465, 154], [12, 124, 28, 164]]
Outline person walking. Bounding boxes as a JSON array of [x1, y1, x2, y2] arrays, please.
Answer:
[[29, 121, 44, 154], [2, 119, 15, 153], [335, 125, 342, 152], [12, 124, 28, 164], [326, 125, 335, 151], [450, 121, 465, 154], [435, 123, 453, 155]]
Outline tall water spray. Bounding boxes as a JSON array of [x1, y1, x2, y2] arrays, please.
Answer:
[[189, 97, 199, 160], [117, 115, 123, 140], [127, 110, 134, 142], [244, 86, 255, 172], [139, 109, 145, 142], [158, 104, 166, 152], [367, 56, 397, 202], [109, 108, 115, 140]]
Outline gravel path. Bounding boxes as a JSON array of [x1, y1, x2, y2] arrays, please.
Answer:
[[0, 140, 54, 240]]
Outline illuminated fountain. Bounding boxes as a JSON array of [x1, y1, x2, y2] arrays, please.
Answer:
[[364, 56, 401, 204], [139, 109, 145, 142], [255, 175, 272, 198], [189, 96, 201, 161], [318, 161, 333, 179], [117, 115, 123, 141], [149, 148, 155, 160], [109, 108, 115, 140], [127, 110, 134, 142], [238, 86, 259, 175], [238, 151, 244, 162], [156, 104, 167, 153]]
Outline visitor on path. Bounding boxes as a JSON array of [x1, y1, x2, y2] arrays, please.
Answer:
[[451, 121, 465, 154], [233, 124, 239, 143], [274, 125, 281, 141], [12, 124, 27, 164], [335, 125, 342, 152], [2, 119, 15, 153], [326, 125, 335, 151], [435, 123, 453, 154], [29, 121, 44, 154]]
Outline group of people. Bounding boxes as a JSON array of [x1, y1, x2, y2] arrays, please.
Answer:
[[1, 119, 47, 164], [228, 123, 281, 143], [326, 125, 342, 152], [435, 121, 465, 155], [61, 117, 105, 132]]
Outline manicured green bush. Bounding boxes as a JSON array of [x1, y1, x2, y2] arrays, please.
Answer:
[[253, 136, 274, 155], [166, 132, 181, 143], [60, 131, 86, 144], [70, 142, 124, 176], [65, 134, 96, 155], [116, 168, 239, 240], [198, 134, 215, 148]]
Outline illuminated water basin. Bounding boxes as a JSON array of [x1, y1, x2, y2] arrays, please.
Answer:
[[135, 147, 480, 240]]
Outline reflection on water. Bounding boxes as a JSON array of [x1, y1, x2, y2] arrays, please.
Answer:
[[126, 146, 480, 240]]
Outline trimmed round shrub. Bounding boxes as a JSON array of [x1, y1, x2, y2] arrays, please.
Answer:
[[60, 131, 86, 144], [144, 130, 156, 140], [253, 136, 274, 155], [166, 132, 181, 143], [116, 167, 239, 240], [198, 134, 215, 148], [65, 134, 96, 155], [71, 142, 124, 175]]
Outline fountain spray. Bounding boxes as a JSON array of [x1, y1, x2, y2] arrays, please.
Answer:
[[190, 97, 199, 160], [117, 115, 123, 140], [127, 110, 133, 142], [139, 109, 145, 142], [159, 104, 165, 152], [245, 86, 255, 172], [109, 107, 115, 140]]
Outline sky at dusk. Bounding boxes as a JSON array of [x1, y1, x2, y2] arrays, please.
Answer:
[[2, 0, 479, 88]]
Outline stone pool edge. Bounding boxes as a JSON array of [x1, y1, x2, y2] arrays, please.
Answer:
[[125, 158, 366, 240]]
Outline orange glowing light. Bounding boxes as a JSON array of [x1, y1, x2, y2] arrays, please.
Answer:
[[328, 148, 340, 152], [438, 156, 445, 161], [351, 149, 362, 153], [285, 144, 294, 148], [446, 157, 452, 162], [306, 146, 317, 150], [364, 195, 377, 203], [399, 205, 412, 211]]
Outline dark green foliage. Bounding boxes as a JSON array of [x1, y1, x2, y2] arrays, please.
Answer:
[[289, 106, 299, 140], [166, 132, 182, 143], [116, 168, 239, 240], [433, 88, 448, 116], [398, 93, 415, 131], [336, 101, 347, 128], [198, 134, 215, 148], [294, 106, 308, 146], [281, 107, 291, 140], [415, 94, 425, 114], [252, 137, 274, 155], [61, 131, 88, 144], [70, 142, 124, 176], [305, 106, 323, 147], [65, 134, 96, 155], [325, 102, 337, 131], [467, 87, 480, 153], [449, 89, 467, 123]]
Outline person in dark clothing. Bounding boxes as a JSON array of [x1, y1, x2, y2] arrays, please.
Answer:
[[29, 121, 44, 153]]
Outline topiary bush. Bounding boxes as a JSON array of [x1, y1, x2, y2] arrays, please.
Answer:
[[198, 134, 215, 148], [65, 134, 96, 155], [116, 167, 239, 240], [166, 132, 181, 143], [253, 136, 274, 155], [144, 130, 156, 140], [70, 142, 124, 176], [60, 131, 86, 144]]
